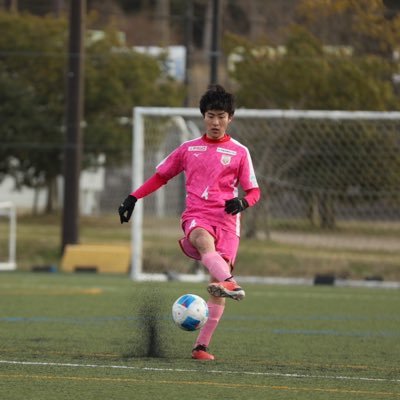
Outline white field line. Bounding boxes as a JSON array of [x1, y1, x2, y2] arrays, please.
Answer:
[[1, 278, 400, 290], [0, 360, 399, 384]]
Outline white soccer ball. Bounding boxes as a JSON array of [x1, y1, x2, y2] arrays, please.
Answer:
[[172, 294, 209, 331]]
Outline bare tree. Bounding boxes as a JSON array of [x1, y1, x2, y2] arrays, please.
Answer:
[[249, 0, 265, 41], [155, 0, 170, 46], [5, 0, 18, 13]]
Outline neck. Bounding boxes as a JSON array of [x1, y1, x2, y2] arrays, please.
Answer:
[[202, 133, 230, 143]]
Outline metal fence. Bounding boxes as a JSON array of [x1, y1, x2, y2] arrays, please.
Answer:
[[129, 107, 400, 280]]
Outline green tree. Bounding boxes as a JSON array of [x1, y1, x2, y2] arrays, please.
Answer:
[[227, 26, 399, 111], [225, 3, 400, 230], [0, 12, 68, 213], [296, 0, 400, 57], [0, 11, 185, 213]]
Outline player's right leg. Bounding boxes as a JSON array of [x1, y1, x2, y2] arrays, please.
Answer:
[[183, 223, 245, 300], [198, 227, 245, 301], [199, 247, 246, 300], [207, 278, 245, 301]]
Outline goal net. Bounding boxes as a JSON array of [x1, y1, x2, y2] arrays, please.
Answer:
[[0, 201, 17, 271], [131, 107, 400, 281]]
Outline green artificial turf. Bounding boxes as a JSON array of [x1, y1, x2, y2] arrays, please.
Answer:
[[0, 272, 399, 399]]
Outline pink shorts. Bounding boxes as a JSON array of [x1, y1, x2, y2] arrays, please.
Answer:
[[178, 217, 240, 266]]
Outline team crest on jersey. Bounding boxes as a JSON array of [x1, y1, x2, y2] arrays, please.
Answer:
[[220, 154, 232, 165]]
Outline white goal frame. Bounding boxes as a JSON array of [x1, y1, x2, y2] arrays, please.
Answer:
[[131, 107, 400, 282], [0, 201, 17, 271]]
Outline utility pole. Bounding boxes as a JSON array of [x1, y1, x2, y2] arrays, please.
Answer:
[[54, 0, 64, 17], [184, 0, 193, 106], [155, 0, 170, 46], [383, 0, 400, 17], [209, 0, 220, 85], [5, 0, 18, 12], [61, 0, 85, 253]]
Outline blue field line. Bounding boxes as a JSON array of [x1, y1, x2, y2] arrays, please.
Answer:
[[223, 314, 400, 322], [1, 313, 399, 324], [271, 328, 400, 338], [1, 315, 399, 338], [0, 316, 149, 325], [217, 326, 400, 338]]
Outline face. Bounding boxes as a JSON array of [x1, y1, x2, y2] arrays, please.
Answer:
[[204, 110, 233, 140]]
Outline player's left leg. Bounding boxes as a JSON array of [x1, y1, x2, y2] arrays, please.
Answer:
[[193, 272, 244, 360], [192, 292, 225, 361]]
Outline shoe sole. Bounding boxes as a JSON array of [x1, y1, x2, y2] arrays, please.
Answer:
[[207, 284, 245, 301]]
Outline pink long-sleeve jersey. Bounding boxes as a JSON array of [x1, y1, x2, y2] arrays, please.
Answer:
[[156, 134, 259, 236]]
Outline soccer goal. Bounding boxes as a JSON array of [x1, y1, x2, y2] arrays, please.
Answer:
[[0, 201, 17, 271], [130, 107, 400, 282]]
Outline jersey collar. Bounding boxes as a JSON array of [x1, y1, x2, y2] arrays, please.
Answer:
[[202, 133, 231, 143]]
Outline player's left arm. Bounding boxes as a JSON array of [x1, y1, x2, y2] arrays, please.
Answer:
[[244, 187, 261, 206], [224, 187, 260, 215], [225, 148, 260, 215]]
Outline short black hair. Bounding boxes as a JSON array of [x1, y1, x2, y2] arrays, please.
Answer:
[[199, 84, 235, 116]]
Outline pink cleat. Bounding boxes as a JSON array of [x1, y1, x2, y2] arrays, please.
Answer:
[[192, 345, 215, 361], [207, 280, 245, 301]]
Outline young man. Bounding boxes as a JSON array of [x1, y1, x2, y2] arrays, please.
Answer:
[[118, 85, 260, 360]]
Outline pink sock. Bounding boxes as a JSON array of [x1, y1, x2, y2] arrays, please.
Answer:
[[201, 251, 231, 281], [195, 302, 225, 347]]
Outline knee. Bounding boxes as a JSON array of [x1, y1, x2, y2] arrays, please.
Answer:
[[193, 236, 210, 253], [189, 229, 214, 254]]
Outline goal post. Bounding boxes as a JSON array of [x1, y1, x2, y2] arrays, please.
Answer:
[[130, 107, 400, 281], [131, 107, 203, 281], [0, 201, 17, 271]]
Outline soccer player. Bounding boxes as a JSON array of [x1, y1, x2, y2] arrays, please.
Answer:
[[118, 85, 261, 360]]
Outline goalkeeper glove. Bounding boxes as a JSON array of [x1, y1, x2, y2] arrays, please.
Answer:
[[224, 197, 249, 215], [118, 195, 137, 224]]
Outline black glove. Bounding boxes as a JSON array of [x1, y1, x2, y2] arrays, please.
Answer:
[[118, 195, 137, 224], [225, 197, 249, 215]]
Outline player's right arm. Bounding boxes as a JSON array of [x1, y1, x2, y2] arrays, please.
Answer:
[[118, 173, 168, 224], [118, 145, 185, 224]]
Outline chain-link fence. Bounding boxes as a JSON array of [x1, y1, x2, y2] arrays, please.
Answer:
[[3, 108, 399, 279], [128, 108, 400, 280], [137, 109, 400, 224]]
